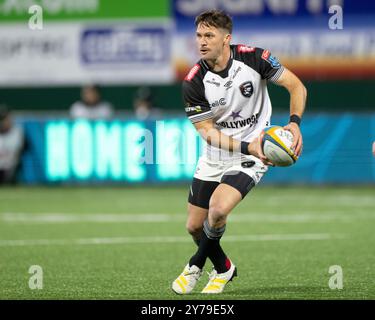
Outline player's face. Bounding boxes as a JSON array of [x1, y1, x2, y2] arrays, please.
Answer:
[[196, 23, 229, 61]]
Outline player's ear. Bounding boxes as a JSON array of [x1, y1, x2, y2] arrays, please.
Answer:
[[224, 33, 231, 45]]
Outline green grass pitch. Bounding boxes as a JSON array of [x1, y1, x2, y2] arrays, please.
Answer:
[[0, 185, 374, 300]]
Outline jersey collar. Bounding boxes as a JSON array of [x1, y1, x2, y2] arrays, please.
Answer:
[[201, 48, 234, 79]]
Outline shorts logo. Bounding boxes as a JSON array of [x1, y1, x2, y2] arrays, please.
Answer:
[[239, 81, 254, 98], [241, 161, 255, 168]]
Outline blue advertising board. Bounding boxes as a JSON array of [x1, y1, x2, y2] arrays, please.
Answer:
[[17, 114, 375, 185]]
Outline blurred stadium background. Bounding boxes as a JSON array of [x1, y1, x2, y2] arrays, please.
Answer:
[[0, 0, 374, 299]]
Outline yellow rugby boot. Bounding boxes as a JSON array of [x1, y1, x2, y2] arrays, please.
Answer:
[[201, 261, 237, 294], [172, 264, 203, 294]]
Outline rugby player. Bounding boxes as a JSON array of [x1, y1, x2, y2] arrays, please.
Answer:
[[172, 10, 307, 294]]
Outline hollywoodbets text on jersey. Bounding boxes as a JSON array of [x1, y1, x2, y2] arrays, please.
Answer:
[[217, 113, 259, 129]]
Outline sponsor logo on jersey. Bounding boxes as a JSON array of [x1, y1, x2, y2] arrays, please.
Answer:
[[237, 45, 256, 53], [210, 98, 226, 108], [217, 113, 259, 129], [261, 50, 281, 68], [185, 105, 202, 113], [230, 111, 243, 120], [261, 49, 270, 60], [268, 55, 281, 68], [206, 78, 220, 87], [232, 67, 241, 79], [224, 80, 233, 90], [239, 81, 254, 98], [184, 64, 200, 81]]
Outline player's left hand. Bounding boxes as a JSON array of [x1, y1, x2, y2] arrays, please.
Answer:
[[283, 122, 303, 157], [248, 132, 275, 166]]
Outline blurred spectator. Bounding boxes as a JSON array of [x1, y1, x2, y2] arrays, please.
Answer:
[[0, 105, 25, 184], [133, 86, 162, 121], [70, 84, 114, 120]]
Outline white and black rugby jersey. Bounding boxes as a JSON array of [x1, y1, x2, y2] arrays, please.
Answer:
[[183, 44, 284, 161]]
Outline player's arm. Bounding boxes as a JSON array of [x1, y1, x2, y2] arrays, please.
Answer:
[[193, 118, 273, 166], [243, 47, 307, 157], [275, 68, 307, 156]]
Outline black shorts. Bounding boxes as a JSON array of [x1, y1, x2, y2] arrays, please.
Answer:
[[188, 156, 268, 209], [188, 172, 256, 209]]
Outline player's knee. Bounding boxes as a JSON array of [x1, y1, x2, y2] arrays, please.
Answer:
[[186, 220, 203, 237], [208, 200, 229, 224]]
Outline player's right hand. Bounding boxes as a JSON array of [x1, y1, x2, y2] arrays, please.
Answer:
[[248, 133, 275, 167]]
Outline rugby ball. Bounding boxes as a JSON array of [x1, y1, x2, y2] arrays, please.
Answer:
[[261, 126, 298, 167]]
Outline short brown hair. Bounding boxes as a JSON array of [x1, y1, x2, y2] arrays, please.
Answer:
[[195, 10, 233, 34]]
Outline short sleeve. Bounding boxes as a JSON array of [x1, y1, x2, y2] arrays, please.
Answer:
[[235, 45, 285, 83], [255, 48, 285, 82], [182, 79, 212, 124]]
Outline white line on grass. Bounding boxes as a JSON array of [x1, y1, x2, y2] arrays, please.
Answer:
[[0, 233, 345, 247], [258, 195, 375, 207], [1, 212, 373, 224], [1, 213, 173, 223]]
